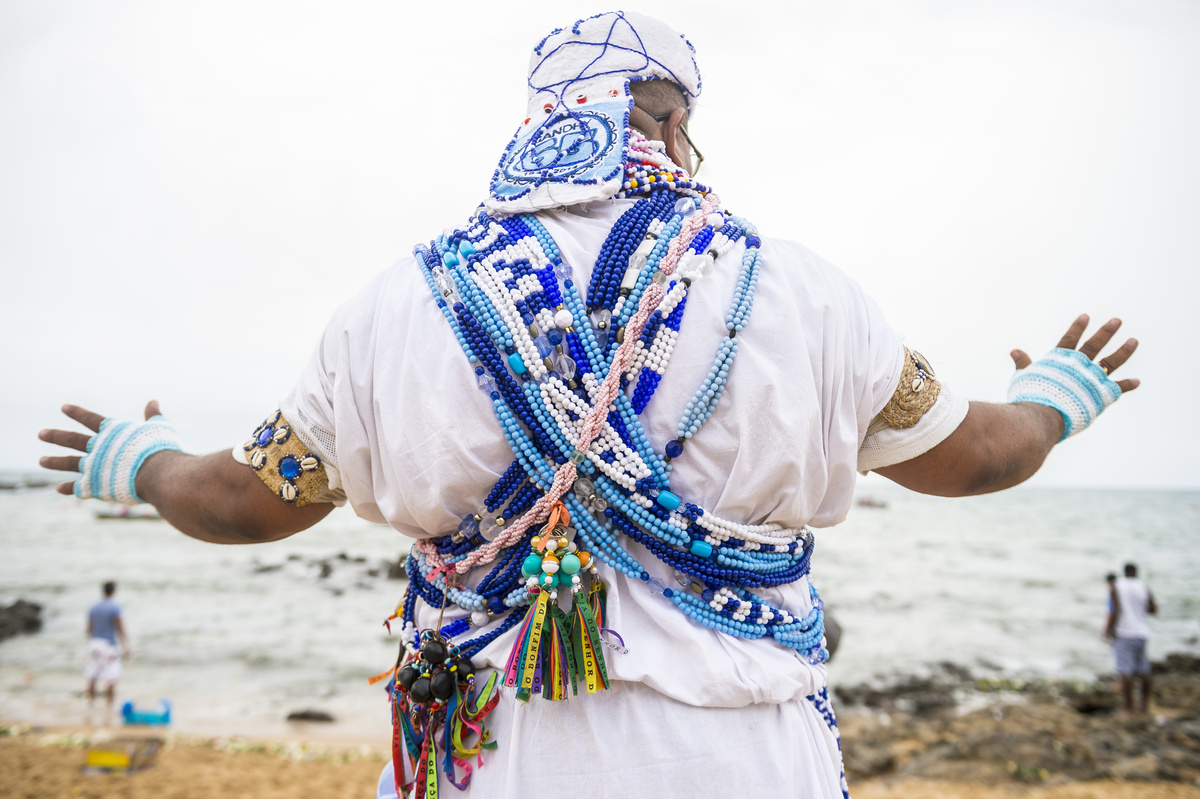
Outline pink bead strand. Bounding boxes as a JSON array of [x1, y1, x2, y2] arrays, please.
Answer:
[[446, 192, 722, 574]]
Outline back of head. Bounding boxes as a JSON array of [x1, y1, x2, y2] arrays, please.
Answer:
[[103, 581, 117, 597], [486, 10, 701, 213], [628, 79, 688, 135], [1123, 563, 1137, 578], [1105, 572, 1117, 583]]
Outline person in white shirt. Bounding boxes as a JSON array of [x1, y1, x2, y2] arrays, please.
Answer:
[[1106, 562, 1158, 713]]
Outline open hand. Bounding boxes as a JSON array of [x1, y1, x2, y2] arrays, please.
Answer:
[[38, 401, 163, 495], [1011, 315, 1140, 393]]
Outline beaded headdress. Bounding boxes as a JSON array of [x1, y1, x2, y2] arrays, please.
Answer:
[[485, 10, 702, 213]]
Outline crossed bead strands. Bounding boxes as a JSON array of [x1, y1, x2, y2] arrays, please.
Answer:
[[406, 143, 826, 662]]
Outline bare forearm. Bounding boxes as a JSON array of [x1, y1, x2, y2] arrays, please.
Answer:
[[135, 450, 332, 544], [877, 401, 1064, 497]]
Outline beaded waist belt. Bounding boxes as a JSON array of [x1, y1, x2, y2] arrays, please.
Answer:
[[376, 133, 826, 798]]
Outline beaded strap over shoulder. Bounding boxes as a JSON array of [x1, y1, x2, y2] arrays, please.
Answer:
[[399, 131, 826, 665]]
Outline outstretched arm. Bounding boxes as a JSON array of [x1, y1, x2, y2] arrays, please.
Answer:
[[877, 315, 1139, 497], [39, 402, 332, 544]]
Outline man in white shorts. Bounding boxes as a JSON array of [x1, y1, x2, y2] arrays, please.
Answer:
[[1106, 562, 1157, 713], [85, 580, 128, 710]]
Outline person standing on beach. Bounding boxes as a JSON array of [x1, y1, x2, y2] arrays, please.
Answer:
[[85, 580, 128, 712], [37, 11, 1141, 798], [1106, 563, 1157, 713]]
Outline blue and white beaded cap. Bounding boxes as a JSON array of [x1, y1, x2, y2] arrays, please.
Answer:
[[485, 10, 702, 214]]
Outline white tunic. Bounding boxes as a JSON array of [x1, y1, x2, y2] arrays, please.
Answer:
[[276, 198, 966, 798]]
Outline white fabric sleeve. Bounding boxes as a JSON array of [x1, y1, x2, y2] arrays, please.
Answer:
[[857, 384, 969, 473]]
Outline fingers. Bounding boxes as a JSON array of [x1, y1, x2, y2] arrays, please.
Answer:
[[56, 481, 76, 496], [40, 454, 82, 472], [1010, 349, 1032, 370], [144, 400, 161, 420], [1115, 378, 1140, 393], [1097, 337, 1138, 375], [1056, 314, 1090, 350], [1079, 318, 1122, 360], [38, 428, 92, 453], [61, 404, 105, 433]]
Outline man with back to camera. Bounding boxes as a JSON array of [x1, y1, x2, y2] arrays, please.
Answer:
[[85, 580, 128, 713], [1106, 562, 1157, 713], [38, 11, 1140, 798]]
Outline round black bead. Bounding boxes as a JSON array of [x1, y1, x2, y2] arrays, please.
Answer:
[[397, 663, 419, 691], [421, 639, 448, 665], [455, 657, 477, 683], [430, 671, 456, 701], [409, 676, 433, 704]]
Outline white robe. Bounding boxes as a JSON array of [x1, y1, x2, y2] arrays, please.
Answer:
[[275, 198, 966, 798]]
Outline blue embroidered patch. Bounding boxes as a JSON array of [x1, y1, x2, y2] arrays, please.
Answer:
[[493, 101, 627, 203]]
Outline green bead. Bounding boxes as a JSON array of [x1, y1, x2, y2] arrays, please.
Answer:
[[560, 553, 581, 575], [523, 554, 543, 577]]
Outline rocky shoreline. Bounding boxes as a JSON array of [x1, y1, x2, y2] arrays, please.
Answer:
[[836, 654, 1200, 787]]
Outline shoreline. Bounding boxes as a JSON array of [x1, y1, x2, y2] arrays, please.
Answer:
[[2, 654, 1198, 797]]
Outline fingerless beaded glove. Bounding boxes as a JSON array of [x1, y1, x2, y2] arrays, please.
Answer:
[[1007, 348, 1122, 440], [75, 416, 182, 504]]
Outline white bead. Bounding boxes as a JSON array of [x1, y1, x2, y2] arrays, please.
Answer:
[[471, 610, 489, 626], [554, 309, 574, 329]]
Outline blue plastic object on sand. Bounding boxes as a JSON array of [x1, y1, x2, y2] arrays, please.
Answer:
[[121, 699, 172, 726]]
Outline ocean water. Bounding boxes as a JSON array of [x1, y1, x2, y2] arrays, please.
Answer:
[[1, 485, 1197, 740]]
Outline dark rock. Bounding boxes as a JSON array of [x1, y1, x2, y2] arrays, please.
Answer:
[[841, 744, 895, 778], [286, 709, 335, 723], [0, 600, 43, 642], [387, 556, 408, 580], [317, 562, 333, 579], [824, 612, 842, 661], [839, 652, 1200, 785], [252, 563, 283, 574]]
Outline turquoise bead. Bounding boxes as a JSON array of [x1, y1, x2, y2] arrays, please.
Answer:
[[690, 540, 713, 558], [656, 490, 681, 511], [522, 553, 543, 577], [560, 553, 581, 574], [442, 252, 459, 267], [508, 353, 527, 374]]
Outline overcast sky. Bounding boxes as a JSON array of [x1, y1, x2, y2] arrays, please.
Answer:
[[3, 0, 1198, 490]]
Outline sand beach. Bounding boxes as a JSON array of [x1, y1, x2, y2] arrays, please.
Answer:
[[4, 653, 1199, 799]]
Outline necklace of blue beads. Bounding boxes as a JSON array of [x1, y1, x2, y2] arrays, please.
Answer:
[[396, 135, 828, 678]]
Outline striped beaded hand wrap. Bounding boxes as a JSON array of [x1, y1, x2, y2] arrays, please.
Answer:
[[74, 416, 182, 504], [1007, 348, 1122, 440]]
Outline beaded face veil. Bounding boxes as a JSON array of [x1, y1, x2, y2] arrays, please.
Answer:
[[380, 12, 828, 799], [486, 11, 702, 212]]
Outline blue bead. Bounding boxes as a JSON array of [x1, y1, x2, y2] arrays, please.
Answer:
[[256, 427, 274, 447], [656, 490, 681, 511], [690, 540, 713, 558], [508, 353, 527, 374], [665, 440, 684, 458], [278, 455, 302, 480]]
